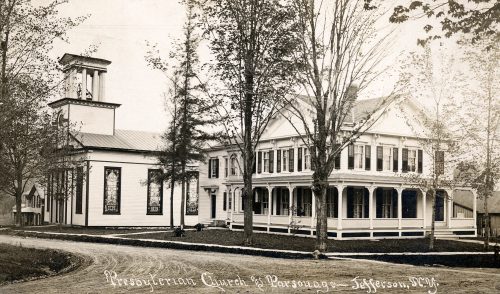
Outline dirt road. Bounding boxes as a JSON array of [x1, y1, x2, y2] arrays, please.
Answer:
[[0, 235, 499, 293]]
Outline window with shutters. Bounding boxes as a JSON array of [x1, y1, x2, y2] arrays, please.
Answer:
[[269, 150, 274, 173], [288, 148, 294, 172], [365, 146, 371, 170], [263, 152, 269, 172], [75, 167, 83, 214], [228, 190, 232, 210], [354, 145, 364, 169], [348, 145, 354, 169], [333, 145, 341, 170], [223, 192, 227, 211]]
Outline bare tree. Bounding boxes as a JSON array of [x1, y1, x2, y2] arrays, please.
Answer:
[[451, 37, 500, 249], [283, 0, 400, 252], [399, 45, 462, 250], [0, 0, 85, 226], [196, 0, 300, 245]]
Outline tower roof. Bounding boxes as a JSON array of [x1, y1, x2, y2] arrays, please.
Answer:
[[59, 53, 111, 71]]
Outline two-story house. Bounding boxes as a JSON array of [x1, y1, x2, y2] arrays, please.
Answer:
[[198, 97, 478, 239]]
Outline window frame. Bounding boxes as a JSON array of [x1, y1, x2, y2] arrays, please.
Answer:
[[103, 166, 121, 215], [147, 169, 163, 215]]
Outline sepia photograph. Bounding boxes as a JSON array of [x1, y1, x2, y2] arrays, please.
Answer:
[[0, 0, 498, 293]]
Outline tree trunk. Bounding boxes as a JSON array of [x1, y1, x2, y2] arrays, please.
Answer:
[[429, 189, 436, 250], [243, 158, 254, 246], [314, 179, 328, 252], [169, 172, 175, 229], [15, 189, 22, 227], [484, 194, 489, 249], [180, 163, 186, 229]]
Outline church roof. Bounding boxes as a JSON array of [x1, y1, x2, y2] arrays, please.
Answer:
[[73, 129, 163, 152]]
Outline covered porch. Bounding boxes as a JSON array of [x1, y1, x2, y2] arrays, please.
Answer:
[[227, 183, 477, 239]]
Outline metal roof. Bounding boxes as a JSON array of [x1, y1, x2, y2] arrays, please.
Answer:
[[74, 129, 164, 152]]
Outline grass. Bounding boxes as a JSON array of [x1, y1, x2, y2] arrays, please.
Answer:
[[464, 236, 500, 243], [9, 225, 168, 235], [124, 229, 488, 253], [0, 243, 77, 284], [349, 254, 500, 268]]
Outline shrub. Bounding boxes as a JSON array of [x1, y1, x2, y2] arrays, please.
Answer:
[[194, 223, 205, 232], [173, 227, 185, 237]]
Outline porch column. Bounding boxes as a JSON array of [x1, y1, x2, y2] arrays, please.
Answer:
[[397, 187, 403, 229], [288, 185, 293, 230], [472, 189, 477, 229], [446, 189, 453, 229], [337, 185, 344, 230], [80, 68, 87, 100], [422, 188, 427, 229], [69, 68, 78, 98], [266, 185, 272, 228], [368, 186, 375, 229], [92, 70, 99, 101], [99, 71, 106, 101], [229, 186, 234, 224]]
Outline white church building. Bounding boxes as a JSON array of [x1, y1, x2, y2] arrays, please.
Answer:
[[44, 54, 477, 239]]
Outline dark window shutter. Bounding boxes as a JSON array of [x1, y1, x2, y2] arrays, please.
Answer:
[[418, 149, 423, 173], [364, 189, 369, 218], [276, 150, 281, 173], [347, 188, 354, 218], [215, 158, 219, 178], [225, 158, 228, 177], [402, 148, 408, 173], [223, 192, 227, 211], [365, 145, 371, 171], [208, 159, 212, 178], [257, 151, 262, 173], [376, 189, 382, 218], [376, 146, 383, 171], [297, 147, 303, 172], [334, 144, 341, 170], [269, 150, 274, 173], [348, 145, 354, 170], [252, 152, 256, 174], [289, 149, 294, 172], [393, 148, 399, 172]]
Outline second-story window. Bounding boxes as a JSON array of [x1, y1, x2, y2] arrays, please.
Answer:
[[383, 147, 392, 171], [263, 152, 269, 172], [230, 155, 238, 176], [208, 158, 219, 178], [354, 145, 364, 169], [304, 148, 310, 170], [282, 149, 288, 172]]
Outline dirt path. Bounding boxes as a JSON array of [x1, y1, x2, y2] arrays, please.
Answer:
[[0, 235, 498, 293]]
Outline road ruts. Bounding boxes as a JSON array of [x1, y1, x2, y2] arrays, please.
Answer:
[[0, 235, 499, 293]]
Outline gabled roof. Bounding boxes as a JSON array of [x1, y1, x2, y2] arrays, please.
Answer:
[[73, 129, 163, 152]]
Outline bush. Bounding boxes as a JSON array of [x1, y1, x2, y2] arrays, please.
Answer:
[[173, 227, 185, 237], [194, 223, 205, 232]]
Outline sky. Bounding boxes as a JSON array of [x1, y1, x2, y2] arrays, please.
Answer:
[[46, 0, 439, 133]]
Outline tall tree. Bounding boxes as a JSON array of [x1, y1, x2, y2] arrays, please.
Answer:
[[0, 0, 84, 226], [196, 0, 300, 245], [146, 1, 215, 228], [283, 0, 400, 252], [399, 45, 461, 250], [389, 0, 499, 48], [451, 37, 499, 249]]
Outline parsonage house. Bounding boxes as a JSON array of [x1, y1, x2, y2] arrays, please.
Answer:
[[43, 54, 477, 239]]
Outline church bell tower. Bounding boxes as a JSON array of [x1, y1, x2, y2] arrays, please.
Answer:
[[49, 54, 120, 136]]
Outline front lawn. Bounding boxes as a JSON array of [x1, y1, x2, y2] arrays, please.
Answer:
[[124, 230, 488, 253], [0, 243, 78, 284], [9, 225, 168, 235]]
